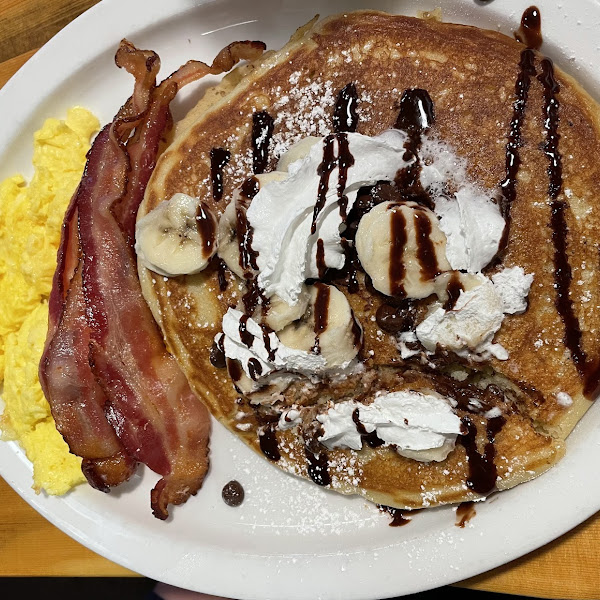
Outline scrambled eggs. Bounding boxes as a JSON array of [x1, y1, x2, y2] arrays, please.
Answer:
[[0, 107, 99, 494]]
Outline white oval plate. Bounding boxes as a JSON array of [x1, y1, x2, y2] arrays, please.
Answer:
[[1, 0, 599, 598]]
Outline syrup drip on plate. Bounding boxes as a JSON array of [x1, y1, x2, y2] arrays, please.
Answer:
[[252, 111, 274, 174], [377, 505, 418, 527], [515, 6, 543, 51], [209, 147, 231, 201], [455, 501, 477, 528]]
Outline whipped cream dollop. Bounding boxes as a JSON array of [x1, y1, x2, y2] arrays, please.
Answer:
[[316, 391, 463, 462], [433, 188, 506, 272], [246, 130, 412, 305], [419, 135, 506, 272], [220, 308, 326, 385], [415, 267, 533, 361]]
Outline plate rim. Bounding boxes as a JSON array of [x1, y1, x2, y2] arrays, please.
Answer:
[[1, 0, 600, 597]]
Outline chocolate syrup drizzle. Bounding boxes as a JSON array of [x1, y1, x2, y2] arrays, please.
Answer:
[[235, 177, 270, 314], [210, 333, 226, 369], [389, 207, 408, 297], [375, 301, 415, 334], [252, 111, 274, 174], [498, 48, 536, 252], [210, 147, 231, 201], [195, 201, 216, 259], [333, 82, 359, 133], [539, 57, 600, 397], [226, 358, 243, 383], [443, 272, 464, 311], [236, 177, 260, 273], [238, 314, 254, 348], [458, 415, 505, 495], [393, 89, 436, 211], [312, 283, 331, 355], [261, 324, 276, 362], [242, 278, 270, 316], [352, 408, 384, 447], [305, 447, 331, 486], [248, 358, 263, 381], [216, 258, 229, 291], [259, 423, 281, 461], [312, 133, 355, 233], [316, 238, 327, 279], [414, 209, 443, 281], [330, 182, 397, 294]]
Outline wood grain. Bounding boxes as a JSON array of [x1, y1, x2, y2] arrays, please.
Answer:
[[1, 0, 600, 595], [0, 0, 99, 63], [0, 48, 36, 89], [0, 477, 134, 577], [458, 512, 600, 599]]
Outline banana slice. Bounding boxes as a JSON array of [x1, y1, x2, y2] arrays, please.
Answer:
[[355, 200, 451, 299], [277, 136, 322, 172], [262, 284, 311, 331], [216, 198, 245, 279], [217, 172, 288, 279], [135, 192, 217, 277], [226, 357, 297, 402], [278, 283, 362, 368]]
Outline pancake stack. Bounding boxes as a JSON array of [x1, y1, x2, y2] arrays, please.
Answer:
[[136, 11, 600, 509]]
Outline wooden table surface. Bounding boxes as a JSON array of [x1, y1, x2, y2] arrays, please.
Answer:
[[1, 0, 599, 597]]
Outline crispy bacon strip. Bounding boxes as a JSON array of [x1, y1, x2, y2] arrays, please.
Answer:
[[41, 265, 137, 490], [40, 140, 137, 490], [40, 39, 266, 518]]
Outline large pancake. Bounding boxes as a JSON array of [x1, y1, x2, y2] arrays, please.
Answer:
[[136, 11, 600, 509]]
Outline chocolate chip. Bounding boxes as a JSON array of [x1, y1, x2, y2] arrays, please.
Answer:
[[222, 480, 245, 507]]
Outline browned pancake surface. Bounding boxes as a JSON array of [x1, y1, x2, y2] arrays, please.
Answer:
[[137, 11, 600, 508]]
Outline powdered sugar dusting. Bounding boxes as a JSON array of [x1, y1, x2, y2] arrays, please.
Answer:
[[224, 438, 382, 536], [271, 73, 336, 157]]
